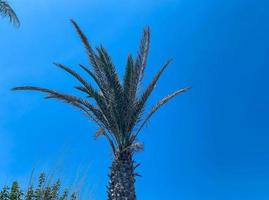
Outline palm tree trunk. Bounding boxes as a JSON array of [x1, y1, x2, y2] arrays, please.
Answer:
[[107, 150, 136, 200]]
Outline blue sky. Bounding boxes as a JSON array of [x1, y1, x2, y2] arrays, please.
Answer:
[[0, 0, 269, 199]]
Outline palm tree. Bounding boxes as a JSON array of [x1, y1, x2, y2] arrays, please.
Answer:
[[12, 20, 191, 200], [0, 0, 19, 26]]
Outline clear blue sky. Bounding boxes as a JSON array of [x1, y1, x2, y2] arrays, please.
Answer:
[[0, 0, 269, 199]]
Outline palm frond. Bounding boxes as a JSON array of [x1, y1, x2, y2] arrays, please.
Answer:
[[54, 62, 97, 98], [133, 86, 192, 139], [74, 86, 90, 96], [11, 86, 108, 128], [0, 0, 19, 26], [95, 46, 125, 128], [79, 64, 105, 92], [78, 65, 122, 140], [70, 20, 100, 74], [95, 46, 123, 96], [135, 27, 150, 85], [79, 63, 115, 107], [71, 20, 133, 145], [137, 58, 172, 108], [122, 54, 137, 136], [123, 54, 135, 99], [122, 28, 150, 105], [12, 86, 122, 153], [71, 19, 110, 94], [53, 64, 118, 134], [127, 59, 172, 133]]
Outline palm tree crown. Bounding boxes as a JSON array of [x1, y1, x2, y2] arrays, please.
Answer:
[[12, 20, 190, 155], [0, 0, 20, 26]]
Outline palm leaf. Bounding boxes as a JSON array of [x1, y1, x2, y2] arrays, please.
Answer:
[[53, 63, 119, 134], [127, 59, 172, 133], [70, 19, 100, 75], [12, 86, 122, 152], [71, 19, 110, 92], [54, 62, 97, 98], [0, 0, 19, 26], [79, 64, 105, 93], [11, 86, 108, 128], [137, 58, 172, 108], [79, 64, 122, 139], [135, 27, 150, 85], [122, 27, 150, 106], [133, 86, 192, 139], [71, 20, 132, 145], [95, 46, 123, 108], [74, 85, 89, 96], [95, 46, 125, 139], [95, 46, 123, 96], [123, 54, 135, 100]]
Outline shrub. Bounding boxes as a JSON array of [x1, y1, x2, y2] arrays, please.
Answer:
[[0, 173, 77, 200]]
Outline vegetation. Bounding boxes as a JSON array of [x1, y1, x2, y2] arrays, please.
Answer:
[[12, 20, 190, 199], [0, 173, 77, 200], [0, 0, 19, 26]]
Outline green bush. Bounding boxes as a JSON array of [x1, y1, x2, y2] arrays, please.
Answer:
[[0, 173, 77, 200]]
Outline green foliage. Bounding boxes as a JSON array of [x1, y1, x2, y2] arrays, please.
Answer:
[[12, 20, 190, 155], [0, 173, 77, 200], [0, 0, 20, 26], [0, 186, 10, 200], [10, 182, 22, 200]]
